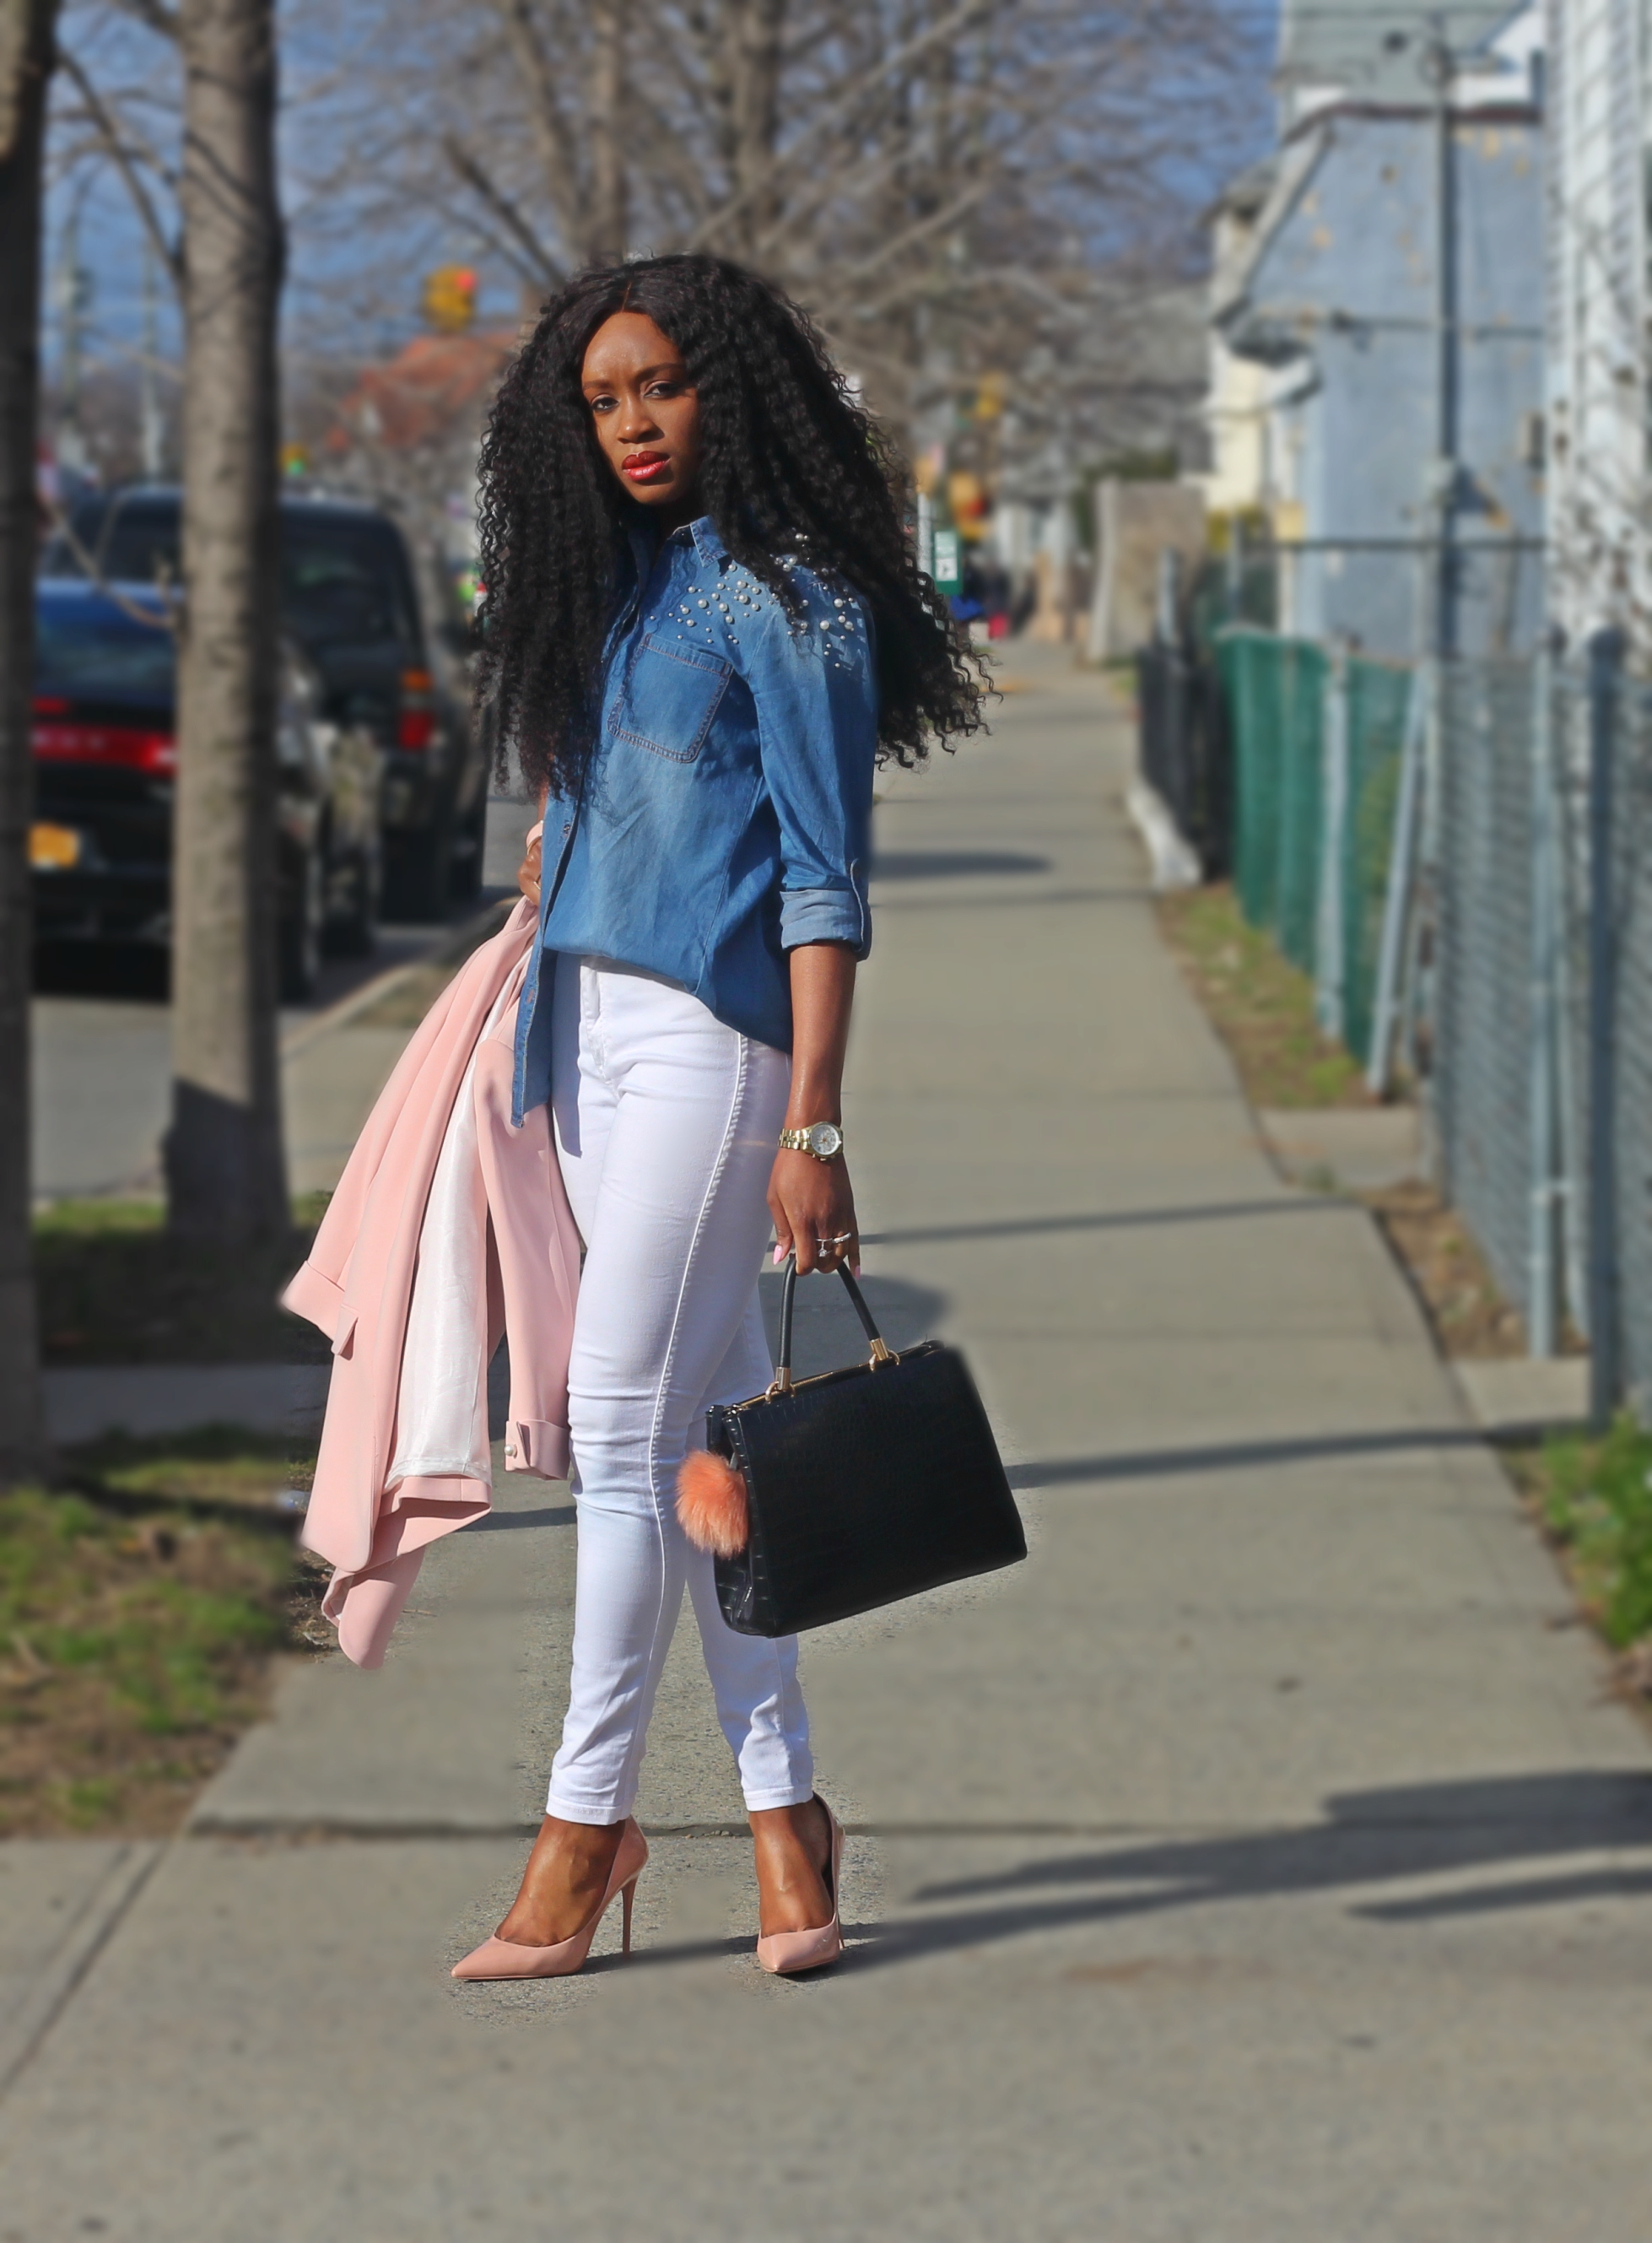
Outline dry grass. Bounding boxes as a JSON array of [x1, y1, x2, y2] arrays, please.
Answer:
[[1155, 884, 1537, 1362], [1363, 1180, 1534, 1361], [1156, 884, 1374, 1111]]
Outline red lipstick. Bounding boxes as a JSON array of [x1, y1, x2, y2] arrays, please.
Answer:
[[622, 451, 672, 483]]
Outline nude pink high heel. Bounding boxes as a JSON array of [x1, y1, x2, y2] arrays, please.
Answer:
[[451, 1819, 649, 1981], [755, 1798, 845, 1975]]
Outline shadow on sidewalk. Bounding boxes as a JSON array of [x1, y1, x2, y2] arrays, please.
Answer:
[[848, 1773, 1652, 1963], [506, 1767, 1649, 1982], [568, 1773, 1652, 1986], [863, 1198, 1345, 1248], [871, 850, 1052, 879], [1010, 1426, 1488, 1488]]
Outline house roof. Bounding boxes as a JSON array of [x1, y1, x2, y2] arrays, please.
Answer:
[[329, 332, 516, 456], [1279, 0, 1531, 105]]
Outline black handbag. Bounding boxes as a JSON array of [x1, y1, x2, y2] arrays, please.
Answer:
[[705, 1257, 1026, 1636]]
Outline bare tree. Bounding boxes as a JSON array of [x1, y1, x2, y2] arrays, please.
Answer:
[[164, 0, 288, 1240], [285, 0, 1246, 473], [587, 0, 628, 261], [0, 0, 57, 1482]]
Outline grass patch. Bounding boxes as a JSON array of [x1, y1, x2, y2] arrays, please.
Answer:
[[1516, 1418, 1652, 1663], [34, 1194, 330, 1365], [1156, 883, 1373, 1111], [64, 1424, 316, 1520], [0, 1476, 329, 1835]]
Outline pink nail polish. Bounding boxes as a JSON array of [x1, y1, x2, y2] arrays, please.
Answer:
[[772, 1242, 785, 1265]]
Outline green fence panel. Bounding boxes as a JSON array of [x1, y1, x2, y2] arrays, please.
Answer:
[[1339, 657, 1412, 1062], [1273, 642, 1326, 976], [1221, 632, 1327, 970]]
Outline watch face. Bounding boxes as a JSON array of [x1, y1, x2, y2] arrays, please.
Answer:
[[808, 1122, 843, 1158]]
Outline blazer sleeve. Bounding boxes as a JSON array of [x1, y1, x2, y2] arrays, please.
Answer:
[[739, 564, 878, 957]]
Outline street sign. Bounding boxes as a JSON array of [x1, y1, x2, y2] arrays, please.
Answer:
[[932, 530, 962, 592]]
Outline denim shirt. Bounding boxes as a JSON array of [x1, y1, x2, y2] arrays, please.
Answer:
[[510, 516, 877, 1123]]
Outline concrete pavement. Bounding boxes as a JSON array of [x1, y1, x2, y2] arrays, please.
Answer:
[[4, 647, 1651, 2236]]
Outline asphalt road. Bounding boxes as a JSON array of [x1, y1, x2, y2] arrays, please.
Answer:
[[30, 792, 536, 1200]]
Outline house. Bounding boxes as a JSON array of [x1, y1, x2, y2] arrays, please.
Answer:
[[1543, 0, 1650, 654], [1207, 2, 1547, 661]]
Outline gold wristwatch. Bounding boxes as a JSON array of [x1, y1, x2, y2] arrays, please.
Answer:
[[778, 1122, 845, 1161]]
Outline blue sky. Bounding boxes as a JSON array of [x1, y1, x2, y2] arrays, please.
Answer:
[[42, 0, 1282, 424]]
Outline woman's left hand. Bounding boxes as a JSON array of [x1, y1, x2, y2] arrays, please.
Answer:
[[769, 1150, 860, 1278]]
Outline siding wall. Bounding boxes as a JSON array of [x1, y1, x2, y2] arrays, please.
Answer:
[[1545, 0, 1650, 645]]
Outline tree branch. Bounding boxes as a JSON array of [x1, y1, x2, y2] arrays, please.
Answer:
[[56, 48, 182, 286], [110, 0, 181, 41], [441, 130, 560, 284]]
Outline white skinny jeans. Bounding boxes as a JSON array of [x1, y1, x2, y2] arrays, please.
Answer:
[[543, 954, 814, 1822]]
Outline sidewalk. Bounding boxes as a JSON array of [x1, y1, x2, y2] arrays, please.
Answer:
[[4, 646, 1651, 2237]]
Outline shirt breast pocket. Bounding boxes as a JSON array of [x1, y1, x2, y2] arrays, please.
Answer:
[[612, 636, 732, 764]]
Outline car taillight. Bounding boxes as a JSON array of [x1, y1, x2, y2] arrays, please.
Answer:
[[33, 721, 176, 775], [397, 667, 435, 750]]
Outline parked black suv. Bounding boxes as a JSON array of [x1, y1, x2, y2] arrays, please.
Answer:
[[43, 485, 486, 919]]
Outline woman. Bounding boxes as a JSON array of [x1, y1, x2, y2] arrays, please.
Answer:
[[451, 253, 983, 1981]]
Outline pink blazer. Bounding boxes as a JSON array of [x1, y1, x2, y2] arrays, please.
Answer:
[[283, 895, 581, 1667]]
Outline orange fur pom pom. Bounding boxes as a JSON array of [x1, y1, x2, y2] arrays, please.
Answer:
[[676, 1449, 749, 1558]]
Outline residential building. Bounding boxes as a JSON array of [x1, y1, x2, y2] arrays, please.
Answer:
[[1208, 2, 1547, 661], [1543, 0, 1650, 653]]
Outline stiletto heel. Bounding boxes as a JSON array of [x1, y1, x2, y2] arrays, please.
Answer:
[[621, 1874, 639, 1957], [756, 1797, 845, 1975], [451, 1819, 650, 1981]]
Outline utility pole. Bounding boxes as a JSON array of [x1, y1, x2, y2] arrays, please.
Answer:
[[1427, 15, 1458, 664], [0, 0, 60, 1482]]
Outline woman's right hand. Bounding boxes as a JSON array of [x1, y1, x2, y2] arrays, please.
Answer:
[[518, 822, 543, 908]]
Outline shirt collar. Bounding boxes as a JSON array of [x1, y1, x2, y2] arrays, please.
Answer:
[[630, 513, 726, 581], [688, 516, 726, 568]]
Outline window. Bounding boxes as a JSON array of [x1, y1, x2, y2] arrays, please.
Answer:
[[35, 598, 176, 705]]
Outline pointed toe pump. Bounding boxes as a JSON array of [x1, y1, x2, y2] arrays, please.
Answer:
[[451, 1819, 649, 1981], [756, 1799, 845, 1976]]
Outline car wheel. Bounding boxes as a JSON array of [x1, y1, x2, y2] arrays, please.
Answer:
[[326, 840, 380, 958], [278, 846, 325, 1002], [385, 820, 451, 922]]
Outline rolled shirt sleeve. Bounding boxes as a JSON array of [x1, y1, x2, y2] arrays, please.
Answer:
[[742, 564, 878, 959]]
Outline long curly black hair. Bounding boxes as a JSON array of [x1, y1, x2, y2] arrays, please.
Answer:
[[474, 252, 985, 802]]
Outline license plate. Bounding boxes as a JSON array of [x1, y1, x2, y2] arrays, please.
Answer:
[[30, 822, 82, 870]]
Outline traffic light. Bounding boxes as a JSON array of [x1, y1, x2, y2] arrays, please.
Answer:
[[423, 266, 478, 334]]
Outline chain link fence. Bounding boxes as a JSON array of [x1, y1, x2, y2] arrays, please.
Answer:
[[1146, 622, 1652, 1416], [1434, 661, 1544, 1332]]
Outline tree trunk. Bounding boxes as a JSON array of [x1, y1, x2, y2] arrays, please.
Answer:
[[585, 0, 627, 264], [730, 0, 784, 261], [165, 0, 289, 1243], [0, 0, 57, 1483]]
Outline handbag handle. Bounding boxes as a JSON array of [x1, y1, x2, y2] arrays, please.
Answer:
[[773, 1253, 894, 1397]]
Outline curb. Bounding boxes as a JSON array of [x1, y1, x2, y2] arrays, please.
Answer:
[[1125, 779, 1201, 892], [279, 896, 512, 1062]]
